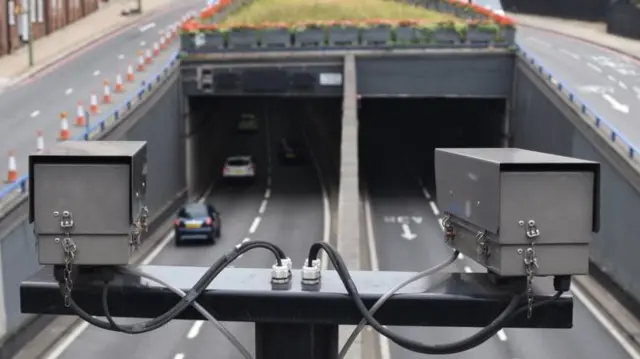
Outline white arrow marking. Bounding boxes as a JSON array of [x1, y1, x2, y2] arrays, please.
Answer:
[[602, 94, 629, 113], [412, 216, 422, 224], [401, 223, 417, 240]]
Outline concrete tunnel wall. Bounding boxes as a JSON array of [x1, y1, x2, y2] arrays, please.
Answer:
[[511, 57, 640, 305], [0, 70, 186, 353]]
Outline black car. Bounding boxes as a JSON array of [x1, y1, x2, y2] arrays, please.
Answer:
[[174, 203, 221, 245], [277, 137, 306, 164]]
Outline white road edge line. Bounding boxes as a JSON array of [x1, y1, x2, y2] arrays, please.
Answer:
[[362, 185, 390, 359], [173, 353, 185, 359], [300, 121, 330, 270], [417, 183, 640, 358], [587, 63, 602, 73], [42, 184, 216, 359], [264, 188, 271, 198], [497, 329, 508, 341], [186, 320, 204, 339], [571, 283, 640, 359]]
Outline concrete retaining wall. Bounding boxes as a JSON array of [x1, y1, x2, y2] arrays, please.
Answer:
[[0, 70, 186, 357], [511, 56, 640, 304]]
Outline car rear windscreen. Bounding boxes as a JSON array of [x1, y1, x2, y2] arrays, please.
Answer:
[[181, 205, 208, 218], [227, 159, 249, 166]]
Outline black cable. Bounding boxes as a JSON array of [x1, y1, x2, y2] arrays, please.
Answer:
[[307, 241, 563, 355], [62, 240, 285, 334]]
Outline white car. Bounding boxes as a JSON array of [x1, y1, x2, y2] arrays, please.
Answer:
[[237, 114, 259, 132], [222, 156, 256, 180]]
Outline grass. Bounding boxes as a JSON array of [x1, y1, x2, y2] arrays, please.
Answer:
[[219, 0, 461, 26]]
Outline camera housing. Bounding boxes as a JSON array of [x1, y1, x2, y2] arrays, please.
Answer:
[[435, 148, 599, 277], [29, 141, 148, 265]]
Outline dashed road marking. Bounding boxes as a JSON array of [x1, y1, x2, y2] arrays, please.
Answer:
[[497, 330, 508, 342], [587, 63, 602, 73], [249, 217, 261, 234], [264, 189, 271, 198], [93, 70, 100, 76], [65, 88, 73, 95], [30, 110, 40, 118], [174, 354, 185, 359], [186, 321, 203, 339], [258, 199, 268, 214]]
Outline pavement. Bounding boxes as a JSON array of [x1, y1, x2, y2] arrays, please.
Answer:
[[37, 98, 328, 359], [0, 0, 200, 196]]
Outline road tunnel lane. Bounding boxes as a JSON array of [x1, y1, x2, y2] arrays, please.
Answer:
[[45, 97, 330, 359], [359, 97, 636, 359]]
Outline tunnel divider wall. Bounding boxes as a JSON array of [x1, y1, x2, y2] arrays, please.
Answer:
[[336, 54, 365, 359]]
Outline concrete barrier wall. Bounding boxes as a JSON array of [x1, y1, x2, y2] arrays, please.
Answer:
[[0, 68, 186, 353], [501, 0, 608, 21], [511, 57, 640, 303]]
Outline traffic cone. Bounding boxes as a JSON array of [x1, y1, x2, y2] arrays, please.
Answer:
[[115, 74, 124, 93], [75, 101, 86, 126], [145, 49, 152, 65], [127, 65, 135, 82], [102, 81, 111, 104], [6, 151, 17, 183], [137, 51, 145, 72], [160, 35, 166, 50], [153, 42, 160, 56], [36, 130, 44, 153], [90, 93, 99, 114], [59, 112, 71, 141]]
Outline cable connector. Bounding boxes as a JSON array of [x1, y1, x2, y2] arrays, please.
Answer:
[[281, 257, 292, 271], [301, 258, 321, 286], [271, 262, 291, 285]]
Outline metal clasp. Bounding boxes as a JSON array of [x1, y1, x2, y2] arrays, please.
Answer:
[[60, 211, 74, 229], [525, 220, 540, 239]]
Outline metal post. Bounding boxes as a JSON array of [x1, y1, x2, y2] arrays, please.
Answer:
[[255, 323, 338, 359], [27, 0, 34, 67]]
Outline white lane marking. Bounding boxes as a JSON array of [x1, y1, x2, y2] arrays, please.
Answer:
[[497, 329, 508, 341], [619, 81, 628, 90], [249, 217, 261, 234], [264, 189, 271, 198], [571, 283, 640, 359], [65, 88, 73, 95], [587, 63, 602, 73], [602, 94, 630, 113], [42, 183, 217, 359], [242, 238, 250, 243], [139, 22, 156, 32], [463, 266, 473, 273], [186, 320, 204, 339], [30, 110, 39, 118], [526, 37, 551, 47], [428, 201, 439, 216], [118, 54, 124, 60], [608, 75, 617, 82], [93, 70, 100, 76], [362, 186, 389, 359], [459, 253, 465, 259], [140, 41, 146, 46], [560, 49, 580, 60], [174, 354, 185, 359], [258, 199, 268, 214]]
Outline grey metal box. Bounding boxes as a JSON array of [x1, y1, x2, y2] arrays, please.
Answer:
[[435, 148, 600, 276], [29, 141, 148, 265]]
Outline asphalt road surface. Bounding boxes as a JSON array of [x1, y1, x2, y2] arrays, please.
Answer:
[[360, 99, 634, 359], [50, 99, 326, 359], [517, 27, 640, 148], [0, 0, 199, 191]]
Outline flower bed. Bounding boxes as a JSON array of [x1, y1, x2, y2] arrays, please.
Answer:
[[179, 0, 516, 52]]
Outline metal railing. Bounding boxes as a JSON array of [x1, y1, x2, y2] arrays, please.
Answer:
[[516, 44, 640, 168]]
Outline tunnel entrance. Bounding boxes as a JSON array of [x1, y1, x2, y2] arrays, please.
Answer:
[[358, 97, 507, 357], [186, 95, 341, 264]]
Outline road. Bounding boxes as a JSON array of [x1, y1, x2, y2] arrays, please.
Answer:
[[48, 98, 327, 359], [0, 0, 198, 191], [517, 28, 640, 146], [360, 98, 634, 359]]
